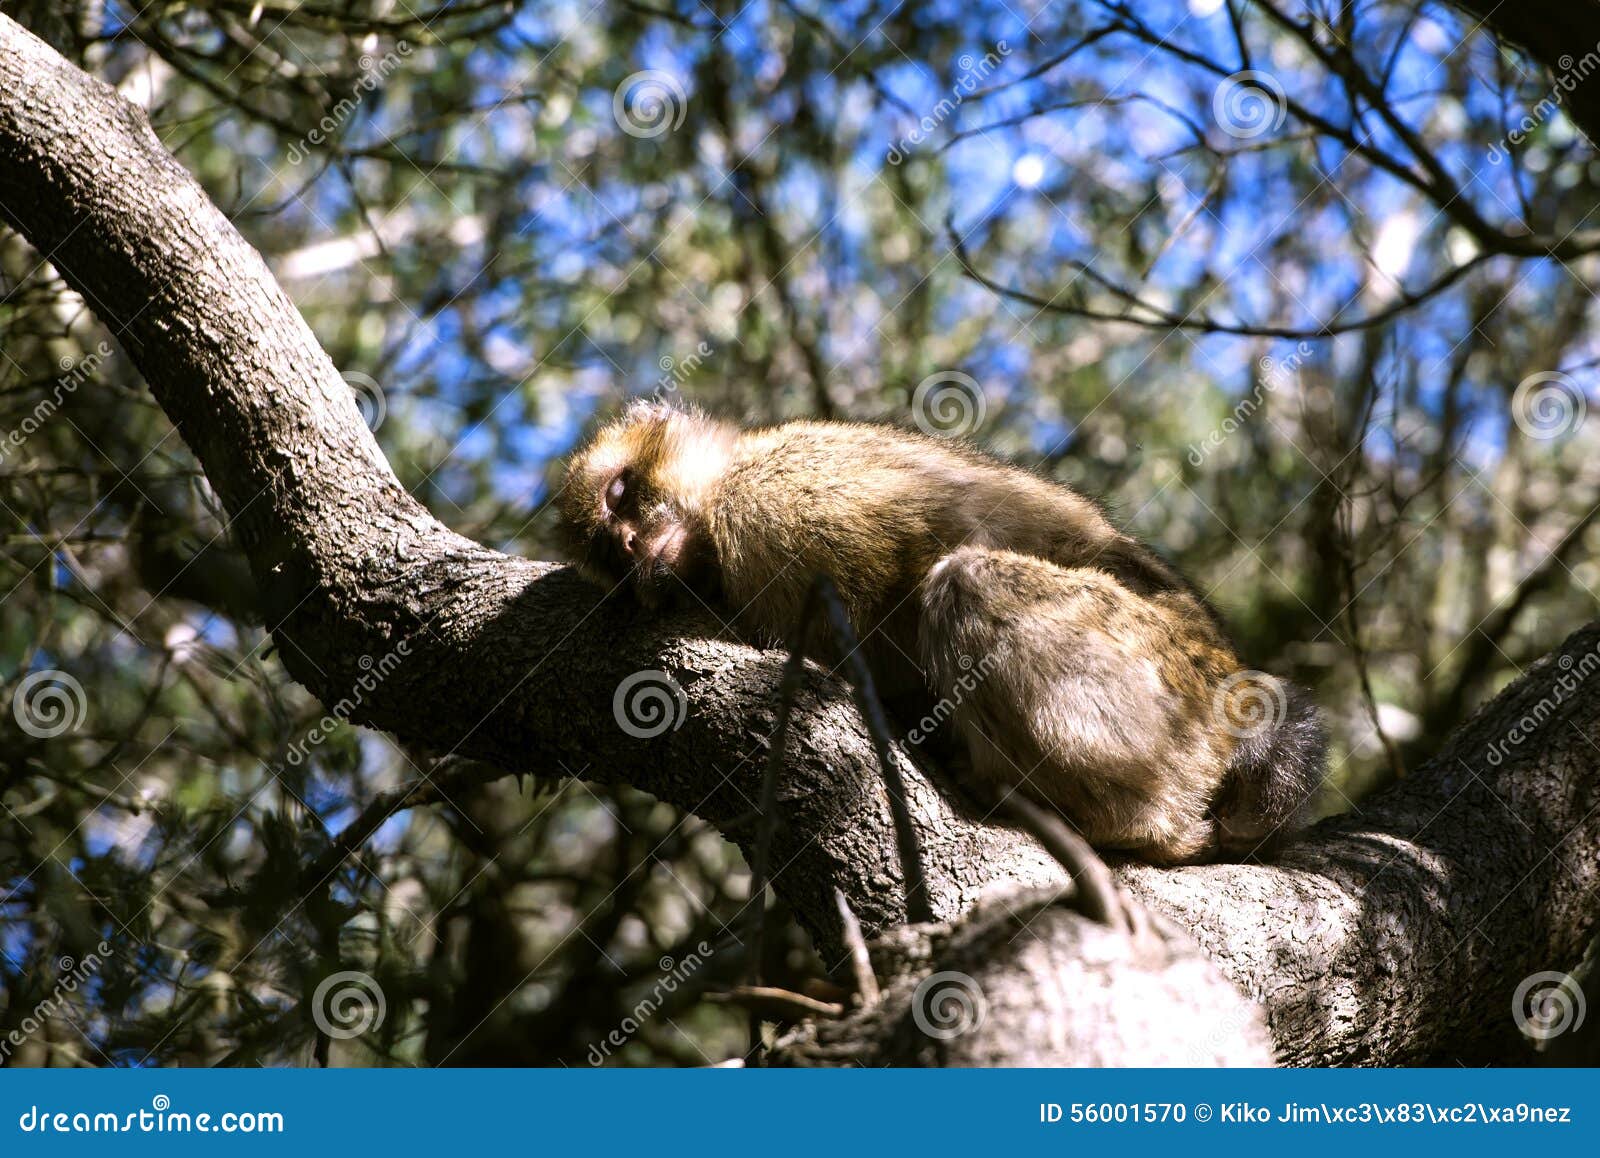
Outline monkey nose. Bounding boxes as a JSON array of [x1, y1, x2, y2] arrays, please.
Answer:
[[621, 529, 639, 556]]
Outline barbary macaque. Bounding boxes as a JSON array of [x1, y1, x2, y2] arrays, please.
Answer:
[[559, 400, 1326, 864]]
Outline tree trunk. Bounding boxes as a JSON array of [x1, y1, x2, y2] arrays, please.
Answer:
[[0, 12, 1593, 1066]]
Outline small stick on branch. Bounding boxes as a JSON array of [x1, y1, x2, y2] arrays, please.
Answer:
[[1001, 792, 1129, 931], [709, 986, 846, 1021], [298, 757, 509, 891], [814, 576, 935, 924], [744, 580, 822, 1062], [834, 887, 880, 1006]]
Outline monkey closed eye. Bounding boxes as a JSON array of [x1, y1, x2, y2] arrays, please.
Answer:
[[604, 471, 629, 513]]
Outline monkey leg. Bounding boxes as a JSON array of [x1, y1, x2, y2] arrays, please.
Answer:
[[918, 545, 1234, 864]]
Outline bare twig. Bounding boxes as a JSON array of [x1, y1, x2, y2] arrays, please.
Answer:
[[949, 217, 1491, 339], [1338, 507, 1407, 781], [814, 576, 935, 924], [745, 579, 823, 1062], [709, 986, 846, 1021], [1000, 792, 1129, 932], [833, 887, 880, 1006]]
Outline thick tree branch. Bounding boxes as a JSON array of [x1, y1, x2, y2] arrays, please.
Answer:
[[0, 14, 1068, 962], [1, 13, 1594, 1066]]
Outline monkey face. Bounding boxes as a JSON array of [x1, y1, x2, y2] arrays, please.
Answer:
[[558, 401, 731, 607], [584, 466, 704, 605]]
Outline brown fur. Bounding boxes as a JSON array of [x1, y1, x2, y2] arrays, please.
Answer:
[[559, 401, 1326, 864]]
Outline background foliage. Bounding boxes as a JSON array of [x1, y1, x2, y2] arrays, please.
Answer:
[[1, 0, 1596, 1065]]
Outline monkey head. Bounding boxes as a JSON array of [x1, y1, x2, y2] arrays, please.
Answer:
[[558, 400, 733, 605]]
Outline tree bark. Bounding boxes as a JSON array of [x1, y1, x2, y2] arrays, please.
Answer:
[[0, 12, 1594, 1066]]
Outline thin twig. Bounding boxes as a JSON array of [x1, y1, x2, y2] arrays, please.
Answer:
[[1000, 792, 1128, 932], [834, 887, 880, 1006], [1333, 375, 1407, 781], [709, 986, 846, 1020], [744, 580, 822, 1063], [1338, 517, 1406, 781], [814, 576, 935, 924], [295, 757, 506, 893]]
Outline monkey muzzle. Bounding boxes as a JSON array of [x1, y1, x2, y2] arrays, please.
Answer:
[[624, 523, 692, 608]]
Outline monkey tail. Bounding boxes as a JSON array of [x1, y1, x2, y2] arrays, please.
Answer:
[[1212, 676, 1328, 859]]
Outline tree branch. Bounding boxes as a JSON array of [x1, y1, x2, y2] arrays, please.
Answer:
[[1, 12, 1594, 1066]]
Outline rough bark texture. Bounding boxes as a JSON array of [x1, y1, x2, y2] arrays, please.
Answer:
[[0, 10, 1068, 959], [1122, 626, 1600, 1065], [773, 893, 1278, 1066], [0, 13, 1595, 1066], [772, 628, 1600, 1066]]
